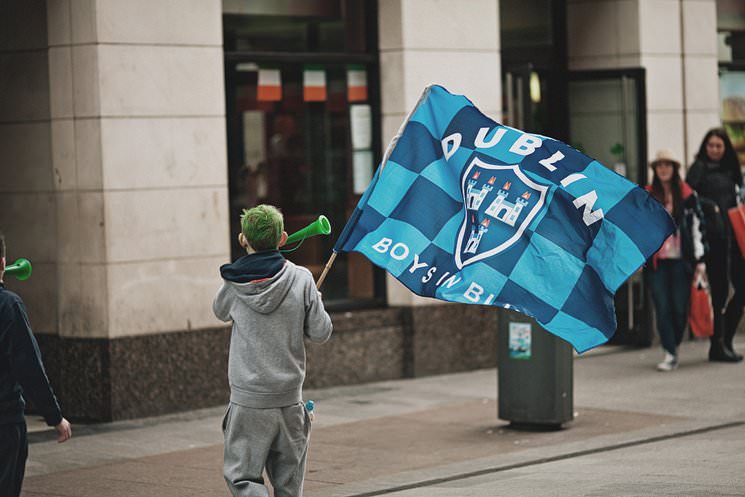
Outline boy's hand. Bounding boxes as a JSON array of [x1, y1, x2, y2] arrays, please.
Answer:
[[55, 418, 72, 443]]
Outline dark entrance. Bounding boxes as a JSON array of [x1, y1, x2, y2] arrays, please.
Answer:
[[568, 69, 653, 346], [222, 0, 384, 306]]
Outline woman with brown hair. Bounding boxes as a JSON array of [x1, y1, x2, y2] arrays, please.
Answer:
[[686, 128, 744, 362]]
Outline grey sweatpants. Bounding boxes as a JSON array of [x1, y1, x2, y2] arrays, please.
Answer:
[[223, 402, 311, 497]]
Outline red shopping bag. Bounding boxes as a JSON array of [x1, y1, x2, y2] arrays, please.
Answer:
[[689, 272, 713, 338], [728, 204, 745, 258]]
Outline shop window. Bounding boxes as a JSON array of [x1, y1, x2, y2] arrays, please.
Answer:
[[223, 1, 383, 307]]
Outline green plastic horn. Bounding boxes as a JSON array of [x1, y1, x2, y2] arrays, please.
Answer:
[[5, 258, 32, 281], [285, 215, 331, 245]]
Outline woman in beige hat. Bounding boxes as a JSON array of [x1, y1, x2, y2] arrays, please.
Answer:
[[646, 149, 706, 371]]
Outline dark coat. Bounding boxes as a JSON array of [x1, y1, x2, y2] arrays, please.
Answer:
[[686, 158, 740, 240], [646, 181, 707, 274], [0, 283, 62, 426]]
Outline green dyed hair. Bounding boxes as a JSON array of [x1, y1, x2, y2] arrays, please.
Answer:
[[240, 205, 284, 251]]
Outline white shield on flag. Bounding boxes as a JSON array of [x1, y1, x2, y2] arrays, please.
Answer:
[[455, 156, 548, 269]]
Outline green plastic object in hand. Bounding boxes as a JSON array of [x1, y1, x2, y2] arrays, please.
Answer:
[[5, 258, 32, 281], [285, 216, 331, 246]]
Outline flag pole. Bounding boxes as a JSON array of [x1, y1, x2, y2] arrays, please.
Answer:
[[316, 251, 337, 289]]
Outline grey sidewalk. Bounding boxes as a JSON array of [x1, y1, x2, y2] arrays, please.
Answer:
[[22, 339, 745, 496]]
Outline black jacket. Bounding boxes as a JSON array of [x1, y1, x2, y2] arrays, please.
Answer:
[[686, 159, 740, 239], [646, 182, 707, 274], [0, 283, 62, 426], [678, 192, 708, 273]]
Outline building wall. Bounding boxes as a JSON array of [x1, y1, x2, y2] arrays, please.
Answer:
[[567, 0, 720, 169], [0, 1, 57, 333], [0, 0, 503, 421], [2, 0, 231, 337], [4, 0, 727, 422], [49, 0, 230, 339], [1, 0, 233, 421]]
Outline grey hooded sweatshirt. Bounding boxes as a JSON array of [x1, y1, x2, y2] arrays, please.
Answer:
[[213, 257, 332, 408]]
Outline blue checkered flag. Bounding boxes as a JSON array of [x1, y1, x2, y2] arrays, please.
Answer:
[[334, 85, 674, 352]]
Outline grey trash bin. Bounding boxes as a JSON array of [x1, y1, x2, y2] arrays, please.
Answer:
[[497, 309, 573, 428]]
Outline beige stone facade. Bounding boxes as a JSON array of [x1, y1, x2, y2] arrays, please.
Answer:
[[1, 0, 230, 341], [0, 0, 731, 420]]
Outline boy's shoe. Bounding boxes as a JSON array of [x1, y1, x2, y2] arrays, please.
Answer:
[[657, 352, 678, 372]]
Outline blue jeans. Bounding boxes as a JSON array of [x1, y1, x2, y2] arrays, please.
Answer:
[[646, 259, 691, 356]]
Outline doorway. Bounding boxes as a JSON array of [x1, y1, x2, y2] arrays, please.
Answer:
[[222, 1, 384, 306], [568, 69, 654, 346]]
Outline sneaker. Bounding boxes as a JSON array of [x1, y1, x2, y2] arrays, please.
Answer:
[[657, 352, 678, 372]]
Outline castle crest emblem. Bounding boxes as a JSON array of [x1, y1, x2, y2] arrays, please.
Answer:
[[455, 156, 548, 268]]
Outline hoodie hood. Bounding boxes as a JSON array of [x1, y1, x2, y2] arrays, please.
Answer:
[[219, 252, 294, 314], [220, 250, 285, 283]]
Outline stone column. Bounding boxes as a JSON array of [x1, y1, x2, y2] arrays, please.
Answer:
[[680, 0, 720, 164], [378, 0, 502, 307], [375, 1, 502, 375], [638, 0, 687, 165], [61, 0, 228, 420], [0, 0, 231, 421]]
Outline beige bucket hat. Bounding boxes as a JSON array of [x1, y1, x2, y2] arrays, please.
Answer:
[[650, 149, 681, 169]]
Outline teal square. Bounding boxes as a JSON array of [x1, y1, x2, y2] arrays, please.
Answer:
[[586, 221, 644, 292], [367, 160, 419, 216], [508, 232, 584, 309]]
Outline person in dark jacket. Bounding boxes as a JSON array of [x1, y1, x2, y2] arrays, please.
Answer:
[[645, 150, 707, 371], [686, 128, 744, 362], [0, 232, 72, 497]]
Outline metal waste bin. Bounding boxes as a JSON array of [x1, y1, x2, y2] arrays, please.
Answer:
[[497, 310, 573, 428]]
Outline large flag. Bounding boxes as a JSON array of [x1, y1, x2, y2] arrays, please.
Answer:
[[334, 85, 674, 352]]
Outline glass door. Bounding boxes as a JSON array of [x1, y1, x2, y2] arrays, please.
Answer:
[[568, 69, 654, 346]]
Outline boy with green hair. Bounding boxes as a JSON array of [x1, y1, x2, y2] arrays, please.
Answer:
[[213, 205, 332, 497]]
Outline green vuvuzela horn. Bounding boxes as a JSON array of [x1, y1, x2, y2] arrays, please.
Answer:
[[5, 258, 32, 280], [285, 215, 331, 245]]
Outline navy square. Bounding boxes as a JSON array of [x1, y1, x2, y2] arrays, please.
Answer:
[[481, 231, 532, 276], [535, 188, 601, 261], [389, 121, 443, 173], [443, 106, 498, 147], [389, 177, 462, 240], [519, 140, 594, 183], [561, 266, 616, 338], [397, 243, 458, 296], [497, 280, 558, 323], [605, 188, 676, 258], [337, 206, 386, 251]]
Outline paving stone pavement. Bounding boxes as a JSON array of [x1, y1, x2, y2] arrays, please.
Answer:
[[21, 339, 745, 497]]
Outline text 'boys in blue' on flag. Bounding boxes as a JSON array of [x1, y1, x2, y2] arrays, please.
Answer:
[[334, 85, 674, 353]]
